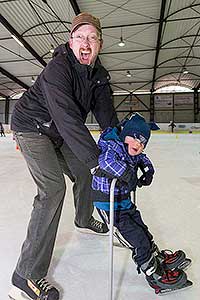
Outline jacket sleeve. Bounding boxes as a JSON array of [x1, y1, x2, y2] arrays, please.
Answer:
[[98, 144, 136, 183], [92, 83, 119, 130], [40, 57, 99, 169]]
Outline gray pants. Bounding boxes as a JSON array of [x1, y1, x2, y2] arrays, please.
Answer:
[[14, 132, 93, 279]]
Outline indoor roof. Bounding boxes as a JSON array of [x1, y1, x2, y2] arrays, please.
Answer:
[[1, 0, 200, 98]]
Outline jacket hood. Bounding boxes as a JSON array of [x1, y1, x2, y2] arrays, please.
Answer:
[[101, 127, 121, 142], [98, 127, 123, 157]]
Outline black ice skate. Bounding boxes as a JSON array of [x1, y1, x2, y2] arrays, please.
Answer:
[[141, 255, 193, 295], [9, 271, 59, 300]]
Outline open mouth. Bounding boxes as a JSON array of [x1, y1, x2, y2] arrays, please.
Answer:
[[131, 147, 138, 152], [80, 49, 91, 63]]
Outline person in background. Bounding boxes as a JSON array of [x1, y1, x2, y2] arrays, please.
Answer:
[[9, 12, 118, 300], [91, 113, 192, 295], [0, 121, 6, 137], [168, 120, 176, 133]]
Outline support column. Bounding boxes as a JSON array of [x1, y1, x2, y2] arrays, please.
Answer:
[[5, 96, 10, 124], [150, 91, 154, 121], [194, 88, 199, 122], [172, 93, 175, 122]]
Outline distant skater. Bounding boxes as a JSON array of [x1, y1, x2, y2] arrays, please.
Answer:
[[168, 121, 176, 133], [0, 122, 6, 137]]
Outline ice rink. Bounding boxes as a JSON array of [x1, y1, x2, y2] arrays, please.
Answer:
[[0, 132, 199, 300]]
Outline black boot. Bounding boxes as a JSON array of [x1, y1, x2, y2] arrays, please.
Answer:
[[9, 271, 59, 300]]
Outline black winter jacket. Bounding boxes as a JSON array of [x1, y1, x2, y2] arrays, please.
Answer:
[[11, 43, 118, 168]]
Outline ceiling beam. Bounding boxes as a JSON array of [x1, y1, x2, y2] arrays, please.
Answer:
[[101, 15, 200, 30], [89, 63, 200, 72], [165, 3, 200, 21], [161, 34, 200, 48], [0, 13, 46, 67], [0, 66, 29, 90], [68, 0, 81, 15], [103, 21, 158, 30], [112, 77, 200, 85], [196, 79, 200, 90], [101, 48, 154, 55], [0, 0, 16, 2], [0, 91, 7, 98], [151, 0, 167, 92]]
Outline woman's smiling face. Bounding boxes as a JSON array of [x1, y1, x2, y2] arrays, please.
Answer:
[[69, 24, 103, 65]]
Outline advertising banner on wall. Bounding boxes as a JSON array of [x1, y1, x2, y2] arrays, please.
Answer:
[[154, 94, 173, 108], [174, 94, 193, 106]]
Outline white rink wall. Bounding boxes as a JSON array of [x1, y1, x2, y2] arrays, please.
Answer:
[[87, 123, 200, 132], [2, 122, 200, 133]]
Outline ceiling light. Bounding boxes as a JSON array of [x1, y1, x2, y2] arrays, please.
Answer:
[[183, 68, 189, 74], [11, 34, 24, 47], [50, 44, 55, 53], [118, 37, 125, 47], [118, 27, 125, 47], [126, 71, 132, 78]]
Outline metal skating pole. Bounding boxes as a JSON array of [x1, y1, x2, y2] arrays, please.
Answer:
[[131, 190, 136, 204], [109, 178, 117, 300]]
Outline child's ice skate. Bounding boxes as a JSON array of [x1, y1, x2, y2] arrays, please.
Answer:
[[114, 231, 192, 271], [152, 244, 192, 271], [141, 255, 193, 295]]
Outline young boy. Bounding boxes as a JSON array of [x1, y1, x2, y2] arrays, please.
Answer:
[[91, 113, 192, 295]]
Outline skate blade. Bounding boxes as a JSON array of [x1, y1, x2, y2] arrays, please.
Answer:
[[8, 286, 32, 300], [178, 258, 192, 270], [156, 280, 193, 296]]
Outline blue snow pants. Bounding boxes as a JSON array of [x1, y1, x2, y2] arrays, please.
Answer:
[[97, 204, 154, 267]]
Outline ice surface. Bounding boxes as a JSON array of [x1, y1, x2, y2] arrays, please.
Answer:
[[0, 133, 199, 299]]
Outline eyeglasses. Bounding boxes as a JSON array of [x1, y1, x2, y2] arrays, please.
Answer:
[[71, 33, 101, 44]]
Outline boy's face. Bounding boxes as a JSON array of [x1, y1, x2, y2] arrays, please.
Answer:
[[69, 24, 103, 65], [124, 136, 144, 156]]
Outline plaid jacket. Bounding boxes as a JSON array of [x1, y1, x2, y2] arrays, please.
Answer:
[[92, 127, 154, 210]]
